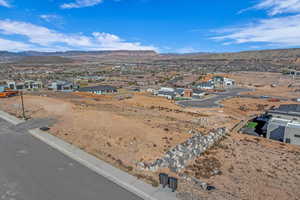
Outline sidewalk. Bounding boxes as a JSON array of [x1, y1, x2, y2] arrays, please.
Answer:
[[0, 110, 24, 125]]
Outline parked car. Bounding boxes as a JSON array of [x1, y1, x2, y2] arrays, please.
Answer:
[[260, 95, 269, 99], [268, 98, 280, 102], [292, 98, 300, 102]]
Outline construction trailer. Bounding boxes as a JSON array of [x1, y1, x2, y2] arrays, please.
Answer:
[[0, 88, 18, 98]]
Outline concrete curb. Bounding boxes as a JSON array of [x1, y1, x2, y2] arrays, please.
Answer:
[[0, 110, 25, 125], [29, 129, 177, 200]]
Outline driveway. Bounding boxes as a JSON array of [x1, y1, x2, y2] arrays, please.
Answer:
[[0, 118, 142, 200]]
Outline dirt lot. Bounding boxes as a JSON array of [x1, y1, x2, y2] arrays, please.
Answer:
[[0, 92, 231, 185], [179, 133, 300, 200], [1, 72, 299, 199], [230, 72, 300, 99], [222, 97, 296, 119]]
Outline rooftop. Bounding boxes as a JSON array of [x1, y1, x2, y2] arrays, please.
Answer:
[[78, 85, 117, 92], [268, 104, 300, 117], [277, 104, 300, 112], [157, 91, 176, 97], [193, 89, 206, 94]]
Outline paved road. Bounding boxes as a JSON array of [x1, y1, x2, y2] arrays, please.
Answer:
[[177, 88, 252, 108], [0, 118, 142, 200]]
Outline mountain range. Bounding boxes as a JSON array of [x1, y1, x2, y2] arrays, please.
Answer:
[[1, 48, 300, 72]]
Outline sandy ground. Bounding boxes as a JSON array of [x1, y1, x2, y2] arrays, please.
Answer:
[[0, 93, 220, 185], [230, 72, 300, 99], [179, 133, 300, 200], [1, 72, 299, 199], [221, 97, 296, 119]]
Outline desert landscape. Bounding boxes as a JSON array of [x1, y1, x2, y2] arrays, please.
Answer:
[[1, 70, 300, 200], [2, 1, 300, 199]]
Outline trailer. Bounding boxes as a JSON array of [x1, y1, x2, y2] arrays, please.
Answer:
[[0, 91, 18, 98]]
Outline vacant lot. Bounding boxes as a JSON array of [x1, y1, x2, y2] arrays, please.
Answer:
[[230, 72, 300, 99], [179, 133, 300, 200], [0, 92, 230, 185], [1, 72, 299, 199]]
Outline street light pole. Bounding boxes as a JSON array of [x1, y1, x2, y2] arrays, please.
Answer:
[[20, 91, 26, 119]]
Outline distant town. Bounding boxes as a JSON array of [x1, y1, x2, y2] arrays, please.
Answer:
[[1, 49, 300, 200]]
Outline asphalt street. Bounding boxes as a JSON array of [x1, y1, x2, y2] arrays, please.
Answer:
[[0, 118, 142, 200], [177, 88, 252, 108]]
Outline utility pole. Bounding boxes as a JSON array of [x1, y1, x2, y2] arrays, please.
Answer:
[[20, 91, 26, 120]]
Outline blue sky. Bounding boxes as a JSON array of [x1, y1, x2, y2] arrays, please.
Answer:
[[0, 0, 300, 53]]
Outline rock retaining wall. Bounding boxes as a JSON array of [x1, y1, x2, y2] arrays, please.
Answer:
[[138, 127, 227, 172]]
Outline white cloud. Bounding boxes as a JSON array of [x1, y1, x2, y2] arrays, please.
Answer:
[[0, 38, 32, 51], [39, 14, 60, 22], [213, 14, 300, 46], [92, 32, 156, 50], [61, 0, 103, 9], [0, 19, 157, 51], [176, 47, 198, 54], [254, 0, 300, 16], [0, 20, 93, 47], [0, 0, 10, 8], [215, 0, 300, 47]]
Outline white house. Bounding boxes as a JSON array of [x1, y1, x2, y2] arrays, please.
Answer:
[[192, 89, 206, 97], [196, 81, 214, 90], [157, 91, 176, 100], [77, 85, 118, 95], [223, 78, 235, 87], [48, 81, 74, 92], [159, 87, 175, 92]]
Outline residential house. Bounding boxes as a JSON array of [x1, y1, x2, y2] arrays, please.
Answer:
[[77, 85, 118, 95], [223, 78, 235, 87], [78, 76, 105, 82], [0, 81, 15, 91], [157, 91, 176, 100], [0, 80, 42, 91], [266, 104, 300, 146], [75, 79, 89, 88], [147, 88, 156, 93], [0, 84, 8, 92], [156, 86, 207, 100], [128, 88, 141, 92], [289, 70, 300, 80], [24, 80, 43, 90], [15, 83, 25, 90], [159, 87, 175, 92], [212, 76, 235, 88], [156, 87, 186, 99], [48, 81, 74, 92], [192, 89, 206, 98], [7, 81, 16, 90], [196, 81, 214, 90], [174, 88, 185, 97], [184, 89, 193, 97], [16, 83, 25, 90]]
